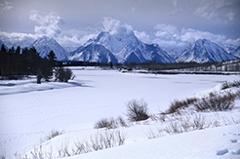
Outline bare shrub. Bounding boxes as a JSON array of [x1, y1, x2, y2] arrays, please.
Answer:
[[94, 117, 127, 129], [165, 97, 198, 114], [191, 114, 209, 130], [58, 130, 125, 156], [150, 114, 167, 122], [20, 145, 53, 159], [127, 99, 149, 121], [161, 114, 209, 135], [46, 130, 63, 140], [165, 122, 184, 134], [117, 116, 128, 127], [29, 146, 44, 159], [90, 131, 125, 151], [221, 80, 240, 90], [72, 142, 91, 155], [194, 92, 236, 111], [147, 114, 214, 139], [94, 118, 118, 129], [22, 131, 125, 159], [55, 67, 74, 82], [165, 89, 238, 114], [147, 129, 164, 139], [57, 146, 71, 158], [179, 115, 209, 131]]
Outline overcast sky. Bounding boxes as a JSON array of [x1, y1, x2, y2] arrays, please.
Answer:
[[0, 0, 240, 47]]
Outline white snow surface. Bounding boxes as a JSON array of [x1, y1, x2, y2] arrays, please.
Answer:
[[66, 124, 240, 159], [0, 67, 240, 158]]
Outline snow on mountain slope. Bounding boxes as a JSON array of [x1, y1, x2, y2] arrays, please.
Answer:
[[232, 46, 240, 57], [94, 30, 143, 62], [177, 39, 237, 63], [224, 44, 238, 54], [160, 43, 192, 60], [70, 29, 175, 64], [0, 34, 34, 48], [70, 43, 118, 64], [144, 44, 175, 63], [32, 36, 68, 61]]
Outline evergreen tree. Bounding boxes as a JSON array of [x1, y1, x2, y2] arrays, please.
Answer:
[[0, 45, 58, 81], [48, 50, 57, 64], [8, 46, 15, 54], [38, 50, 57, 81], [15, 46, 21, 54], [1, 44, 7, 52]]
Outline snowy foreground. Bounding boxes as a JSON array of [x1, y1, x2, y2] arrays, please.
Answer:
[[0, 67, 240, 159], [68, 125, 240, 159]]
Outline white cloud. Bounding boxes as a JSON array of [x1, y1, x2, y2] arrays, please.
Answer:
[[154, 24, 180, 40], [153, 24, 185, 48], [101, 17, 153, 43], [180, 28, 240, 46], [1, 15, 239, 51], [102, 17, 120, 34], [102, 17, 132, 35], [29, 11, 63, 37], [57, 30, 97, 47], [0, 12, 99, 48], [27, 11, 97, 47], [134, 30, 151, 43], [153, 23, 240, 50], [0, 11, 85, 48], [0, 0, 13, 12], [0, 31, 39, 47], [0, 31, 36, 40]]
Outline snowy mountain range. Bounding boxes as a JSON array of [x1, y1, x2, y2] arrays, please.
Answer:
[[176, 39, 237, 63], [70, 43, 118, 64], [70, 29, 175, 64], [0, 36, 33, 49], [31, 36, 68, 61], [0, 35, 68, 61], [0, 33, 239, 63]]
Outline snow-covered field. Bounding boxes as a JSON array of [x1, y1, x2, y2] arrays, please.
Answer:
[[68, 125, 240, 159], [0, 67, 239, 159]]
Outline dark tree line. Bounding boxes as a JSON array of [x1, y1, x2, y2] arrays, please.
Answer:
[[114, 61, 240, 72], [0, 44, 56, 80]]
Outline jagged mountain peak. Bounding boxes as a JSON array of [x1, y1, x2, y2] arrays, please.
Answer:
[[32, 36, 68, 61], [177, 39, 237, 63], [33, 36, 59, 46], [70, 29, 175, 64], [194, 39, 221, 49], [70, 43, 117, 64], [195, 39, 210, 45], [94, 30, 141, 59]]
